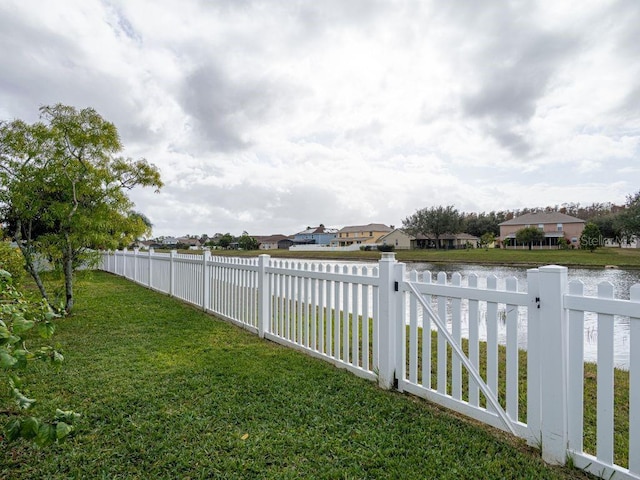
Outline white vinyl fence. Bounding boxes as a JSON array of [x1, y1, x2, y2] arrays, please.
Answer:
[[101, 249, 640, 479]]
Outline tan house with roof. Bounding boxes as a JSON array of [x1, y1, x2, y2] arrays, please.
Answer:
[[499, 212, 585, 249], [378, 229, 479, 250], [256, 234, 293, 250], [330, 223, 393, 247], [377, 229, 413, 249]]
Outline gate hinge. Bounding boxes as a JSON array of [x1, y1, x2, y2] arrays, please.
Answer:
[[394, 281, 399, 292], [535, 297, 540, 309]]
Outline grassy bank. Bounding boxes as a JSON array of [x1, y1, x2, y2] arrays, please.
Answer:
[[0, 272, 593, 479], [191, 246, 640, 269]]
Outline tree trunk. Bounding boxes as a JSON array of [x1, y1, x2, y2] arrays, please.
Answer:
[[63, 233, 74, 314], [14, 220, 51, 306]]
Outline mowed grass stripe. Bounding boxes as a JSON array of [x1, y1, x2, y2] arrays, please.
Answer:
[[1, 271, 592, 479]]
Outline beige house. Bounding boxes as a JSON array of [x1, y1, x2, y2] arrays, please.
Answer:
[[330, 223, 393, 247], [256, 234, 291, 250], [378, 229, 479, 250], [378, 229, 413, 249], [499, 212, 585, 249]]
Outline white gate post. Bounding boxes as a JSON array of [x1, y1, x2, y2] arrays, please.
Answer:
[[538, 265, 569, 465], [526, 268, 541, 446], [122, 248, 128, 277], [169, 249, 177, 297], [257, 254, 270, 338], [134, 248, 139, 283], [148, 248, 153, 288], [202, 250, 211, 311], [378, 252, 398, 390], [394, 261, 406, 392]]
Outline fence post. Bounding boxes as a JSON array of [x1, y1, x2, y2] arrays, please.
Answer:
[[202, 250, 211, 311], [169, 249, 176, 297], [526, 268, 541, 447], [257, 254, 270, 338], [134, 248, 139, 283], [394, 261, 406, 392], [122, 248, 127, 277], [148, 248, 153, 288], [537, 265, 569, 465], [378, 252, 398, 390]]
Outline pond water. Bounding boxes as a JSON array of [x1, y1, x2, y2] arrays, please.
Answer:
[[406, 263, 640, 369]]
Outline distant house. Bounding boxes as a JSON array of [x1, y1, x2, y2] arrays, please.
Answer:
[[177, 237, 202, 250], [135, 240, 155, 250], [378, 229, 479, 250], [330, 223, 393, 247], [293, 224, 338, 246], [377, 229, 413, 250], [413, 232, 479, 250], [257, 234, 292, 250], [499, 212, 585, 249], [162, 237, 178, 246]]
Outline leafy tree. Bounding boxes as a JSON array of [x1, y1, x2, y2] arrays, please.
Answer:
[[591, 214, 622, 246], [616, 191, 640, 244], [403, 205, 462, 249], [0, 241, 25, 284], [216, 233, 235, 249], [515, 226, 545, 250], [557, 237, 569, 250], [1, 270, 79, 445], [479, 232, 495, 250], [237, 232, 258, 250], [580, 222, 602, 252], [462, 211, 506, 237], [0, 104, 163, 313]]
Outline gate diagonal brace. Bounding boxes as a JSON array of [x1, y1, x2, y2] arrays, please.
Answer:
[[404, 281, 517, 436]]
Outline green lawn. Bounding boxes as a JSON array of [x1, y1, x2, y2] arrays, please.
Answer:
[[1, 272, 595, 479], [187, 246, 640, 269]]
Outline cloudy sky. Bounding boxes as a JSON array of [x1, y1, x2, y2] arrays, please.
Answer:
[[1, 1, 639, 237]]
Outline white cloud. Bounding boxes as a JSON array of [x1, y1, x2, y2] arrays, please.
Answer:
[[1, 0, 639, 237]]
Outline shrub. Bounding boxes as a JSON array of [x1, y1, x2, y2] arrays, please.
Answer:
[[0, 241, 25, 284], [377, 244, 395, 252], [0, 270, 79, 446]]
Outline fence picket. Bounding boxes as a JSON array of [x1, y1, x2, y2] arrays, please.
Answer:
[[437, 272, 447, 394], [421, 271, 432, 390], [486, 275, 499, 404], [596, 281, 615, 465], [506, 277, 518, 421], [468, 273, 479, 407], [333, 265, 341, 361], [409, 270, 419, 384], [568, 280, 585, 452], [310, 264, 317, 350], [362, 268, 370, 371], [352, 266, 360, 367], [630, 285, 640, 475], [452, 272, 462, 400]]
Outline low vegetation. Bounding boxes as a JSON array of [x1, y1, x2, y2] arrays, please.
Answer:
[[1, 272, 594, 479]]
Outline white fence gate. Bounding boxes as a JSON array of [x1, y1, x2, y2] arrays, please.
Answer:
[[100, 249, 640, 479]]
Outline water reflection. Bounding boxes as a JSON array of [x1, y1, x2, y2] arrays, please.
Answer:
[[408, 262, 640, 369]]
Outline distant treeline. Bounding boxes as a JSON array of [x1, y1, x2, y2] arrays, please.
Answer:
[[461, 199, 635, 239]]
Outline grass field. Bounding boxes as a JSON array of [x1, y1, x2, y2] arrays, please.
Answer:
[[0, 271, 595, 479], [179, 246, 640, 269]]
